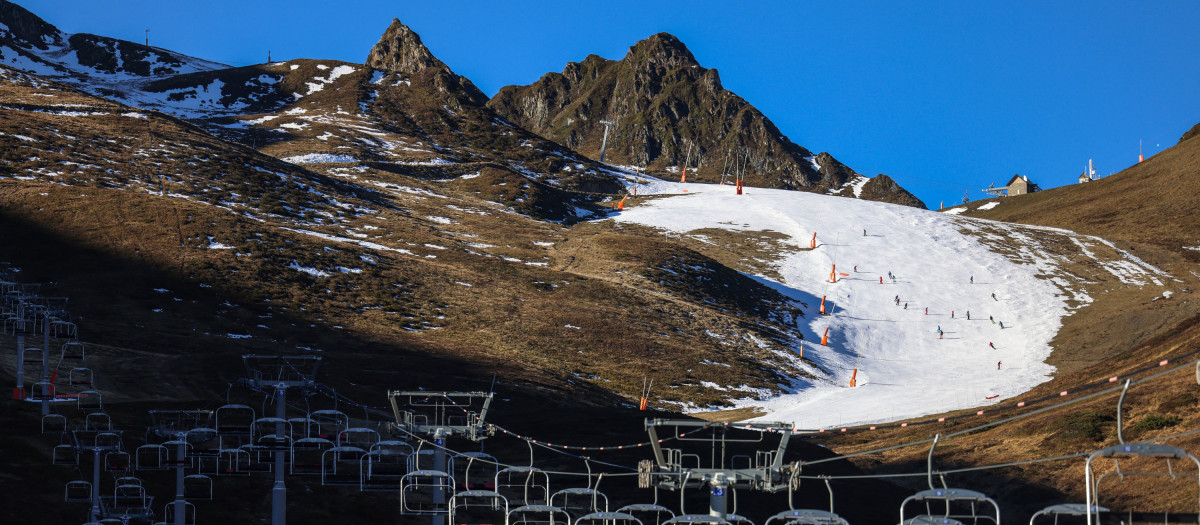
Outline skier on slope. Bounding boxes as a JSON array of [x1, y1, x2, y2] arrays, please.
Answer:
[[997, 361, 1001, 370], [992, 292, 997, 300], [989, 315, 995, 324], [999, 321, 1004, 329], [989, 342, 996, 349], [951, 310, 955, 318], [970, 276, 974, 284]]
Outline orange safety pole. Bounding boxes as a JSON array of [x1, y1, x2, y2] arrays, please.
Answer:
[[681, 166, 686, 183], [617, 195, 627, 211], [799, 341, 804, 359], [849, 368, 858, 387], [830, 264, 836, 283], [821, 327, 829, 346], [819, 295, 826, 315], [810, 232, 817, 249], [736, 180, 743, 195], [639, 397, 648, 411]]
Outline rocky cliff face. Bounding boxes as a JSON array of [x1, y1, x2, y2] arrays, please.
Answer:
[[365, 18, 487, 109], [860, 174, 928, 209], [488, 32, 925, 207]]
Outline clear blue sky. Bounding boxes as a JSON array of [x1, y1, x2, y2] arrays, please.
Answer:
[[21, 0, 1200, 208]]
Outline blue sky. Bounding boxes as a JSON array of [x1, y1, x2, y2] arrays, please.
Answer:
[[21, 0, 1200, 208]]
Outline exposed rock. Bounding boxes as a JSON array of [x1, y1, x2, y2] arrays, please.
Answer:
[[488, 32, 925, 207], [860, 174, 928, 209], [365, 18, 487, 108], [1180, 122, 1200, 144]]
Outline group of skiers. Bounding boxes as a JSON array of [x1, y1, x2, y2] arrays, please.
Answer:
[[882, 273, 1008, 370]]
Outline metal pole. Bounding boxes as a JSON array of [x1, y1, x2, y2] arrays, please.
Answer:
[[15, 335, 24, 400], [174, 440, 186, 525], [272, 386, 287, 525], [41, 312, 50, 415], [709, 473, 729, 519], [91, 448, 102, 521], [433, 428, 447, 525]]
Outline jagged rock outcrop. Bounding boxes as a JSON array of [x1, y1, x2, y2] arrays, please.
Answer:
[[488, 32, 924, 207], [860, 174, 928, 209], [365, 18, 486, 108], [1180, 122, 1200, 144]]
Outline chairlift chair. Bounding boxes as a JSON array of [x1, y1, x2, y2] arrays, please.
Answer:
[[409, 448, 456, 473], [724, 515, 755, 525], [765, 509, 850, 525], [451, 490, 510, 525], [22, 346, 43, 363], [30, 380, 54, 401], [251, 417, 293, 451], [320, 445, 365, 485], [496, 466, 551, 507], [1084, 443, 1200, 525], [617, 503, 677, 525], [287, 416, 316, 440], [115, 476, 143, 488], [183, 474, 213, 500], [77, 390, 103, 412], [215, 404, 255, 449], [898, 488, 1000, 525], [64, 480, 92, 502], [290, 437, 334, 475], [104, 450, 132, 474], [161, 500, 196, 525], [577, 512, 645, 525], [85, 412, 112, 431], [69, 367, 93, 386], [552, 487, 610, 518], [135, 444, 169, 470], [400, 469, 455, 516], [359, 441, 413, 491], [508, 504, 573, 525], [1028, 503, 1109, 525], [662, 515, 733, 525], [42, 413, 67, 434], [60, 341, 86, 361], [52, 443, 78, 466], [455, 451, 499, 490], [220, 445, 258, 474], [338, 426, 381, 449], [309, 409, 349, 440]]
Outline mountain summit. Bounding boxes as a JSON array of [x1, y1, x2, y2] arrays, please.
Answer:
[[488, 32, 925, 207], [366, 18, 448, 75], [365, 17, 486, 107]]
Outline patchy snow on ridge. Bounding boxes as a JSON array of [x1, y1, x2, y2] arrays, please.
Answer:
[[978, 201, 1000, 210], [283, 153, 358, 164], [612, 180, 1168, 429]]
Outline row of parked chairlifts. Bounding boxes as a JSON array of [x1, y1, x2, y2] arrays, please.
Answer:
[[9, 261, 1200, 525]]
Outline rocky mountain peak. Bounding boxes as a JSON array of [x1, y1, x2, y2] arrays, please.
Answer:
[[624, 32, 699, 71], [0, 0, 64, 49], [366, 18, 448, 75]]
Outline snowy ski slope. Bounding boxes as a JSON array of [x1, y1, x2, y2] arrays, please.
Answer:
[[611, 177, 1164, 428]]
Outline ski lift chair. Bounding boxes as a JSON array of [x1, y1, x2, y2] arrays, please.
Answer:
[[552, 487, 609, 518], [455, 451, 499, 490], [85, 411, 112, 431], [496, 466, 551, 506], [359, 441, 413, 491], [663, 515, 733, 525], [42, 413, 67, 434], [105, 450, 132, 474], [337, 426, 380, 450], [766, 509, 850, 525], [577, 512, 644, 525], [771, 475, 841, 525], [290, 437, 334, 475], [1084, 443, 1200, 525], [77, 390, 103, 412], [309, 409, 349, 440], [183, 474, 213, 500], [617, 503, 676, 525], [161, 500, 196, 525], [320, 445, 365, 485], [64, 480, 92, 502], [400, 469, 455, 516], [69, 367, 93, 386], [60, 341, 86, 361], [451, 490, 509, 525], [509, 504, 573, 525], [53, 443, 78, 467], [135, 444, 169, 470], [1028, 503, 1109, 525], [899, 488, 1000, 525]]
